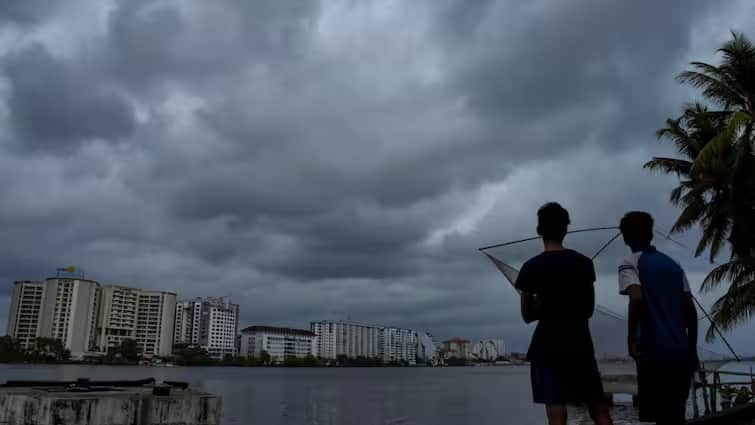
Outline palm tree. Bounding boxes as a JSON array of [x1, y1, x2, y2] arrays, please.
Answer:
[[701, 256, 755, 339], [645, 104, 731, 261], [648, 32, 755, 340]]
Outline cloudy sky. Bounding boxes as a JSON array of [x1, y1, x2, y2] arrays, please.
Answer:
[[1, 0, 753, 355]]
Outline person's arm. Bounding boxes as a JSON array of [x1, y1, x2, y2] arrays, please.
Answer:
[[682, 273, 700, 370], [585, 259, 597, 319], [619, 258, 642, 359], [515, 263, 539, 324], [521, 292, 539, 324], [626, 285, 642, 359]]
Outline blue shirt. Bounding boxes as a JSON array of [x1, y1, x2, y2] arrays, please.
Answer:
[[618, 246, 691, 360]]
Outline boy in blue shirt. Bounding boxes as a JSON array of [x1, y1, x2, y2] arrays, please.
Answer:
[[618, 211, 699, 425]]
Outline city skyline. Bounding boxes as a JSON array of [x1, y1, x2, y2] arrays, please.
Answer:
[[4, 266, 502, 347]]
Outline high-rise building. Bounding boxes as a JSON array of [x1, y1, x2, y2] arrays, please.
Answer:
[[174, 299, 202, 347], [310, 321, 381, 360], [416, 332, 438, 363], [96, 286, 139, 353], [239, 326, 315, 362], [380, 327, 417, 364], [8, 268, 177, 359], [95, 286, 176, 357], [174, 297, 239, 359], [6, 281, 45, 350], [37, 277, 101, 359], [134, 290, 176, 357]]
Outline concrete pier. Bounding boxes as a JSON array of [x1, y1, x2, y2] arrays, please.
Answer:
[[0, 380, 221, 425]]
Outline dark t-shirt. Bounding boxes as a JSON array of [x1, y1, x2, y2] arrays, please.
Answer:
[[514, 249, 596, 365]]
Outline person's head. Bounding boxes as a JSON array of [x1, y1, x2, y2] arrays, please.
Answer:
[[620, 211, 654, 251], [536, 202, 570, 243]]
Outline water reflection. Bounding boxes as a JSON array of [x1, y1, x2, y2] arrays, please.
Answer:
[[1, 363, 751, 425]]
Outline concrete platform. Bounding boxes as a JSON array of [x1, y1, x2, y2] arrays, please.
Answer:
[[0, 384, 222, 425]]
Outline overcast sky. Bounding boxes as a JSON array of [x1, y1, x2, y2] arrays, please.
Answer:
[[1, 0, 753, 355]]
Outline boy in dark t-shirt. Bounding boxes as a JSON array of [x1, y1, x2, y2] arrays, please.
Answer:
[[514, 203, 612, 425]]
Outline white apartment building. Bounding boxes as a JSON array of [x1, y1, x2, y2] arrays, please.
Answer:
[[96, 286, 139, 353], [380, 327, 417, 364], [6, 281, 45, 350], [96, 286, 176, 357], [239, 326, 315, 362], [38, 277, 101, 359], [134, 290, 176, 357], [416, 332, 438, 363], [174, 299, 202, 346], [7, 269, 177, 359], [310, 321, 381, 360], [174, 298, 239, 359]]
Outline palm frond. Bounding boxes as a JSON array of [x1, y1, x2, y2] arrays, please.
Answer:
[[643, 157, 692, 176], [692, 111, 751, 173], [677, 69, 747, 108], [702, 256, 755, 292], [705, 278, 755, 342]]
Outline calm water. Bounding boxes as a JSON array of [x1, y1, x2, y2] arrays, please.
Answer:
[[1, 362, 752, 425]]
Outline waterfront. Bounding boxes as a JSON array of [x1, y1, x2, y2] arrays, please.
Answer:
[[1, 362, 752, 425]]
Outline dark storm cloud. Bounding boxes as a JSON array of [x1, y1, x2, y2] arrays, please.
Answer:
[[103, 0, 319, 89], [438, 0, 713, 157], [0, 0, 56, 25], [3, 45, 136, 153], [0, 0, 753, 350]]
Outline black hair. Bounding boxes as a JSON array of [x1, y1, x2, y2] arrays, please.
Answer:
[[620, 211, 654, 249], [537, 202, 570, 242]]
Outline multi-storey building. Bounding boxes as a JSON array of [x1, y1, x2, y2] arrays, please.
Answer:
[[133, 290, 176, 357], [96, 286, 139, 353], [96, 286, 176, 357], [239, 326, 315, 362], [174, 299, 202, 346], [6, 281, 45, 350], [380, 327, 417, 364], [7, 269, 176, 359], [174, 298, 239, 359], [310, 320, 382, 360], [440, 338, 471, 360], [37, 276, 101, 359], [416, 332, 438, 363]]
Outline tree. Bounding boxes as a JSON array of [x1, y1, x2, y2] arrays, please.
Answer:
[[119, 338, 139, 362], [0, 336, 25, 362], [648, 32, 755, 339], [173, 345, 212, 366], [645, 104, 732, 260], [31, 337, 66, 361]]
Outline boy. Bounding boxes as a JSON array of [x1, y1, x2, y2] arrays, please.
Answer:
[[515, 202, 612, 425], [618, 211, 699, 425]]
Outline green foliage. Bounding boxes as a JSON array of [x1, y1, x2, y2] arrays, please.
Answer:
[[119, 338, 140, 361], [283, 354, 318, 367], [30, 337, 67, 362], [172, 345, 213, 366], [0, 336, 25, 362], [719, 385, 753, 408], [649, 32, 755, 340]]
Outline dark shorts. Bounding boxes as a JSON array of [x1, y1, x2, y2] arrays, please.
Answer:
[[530, 357, 605, 406], [636, 358, 693, 423]]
